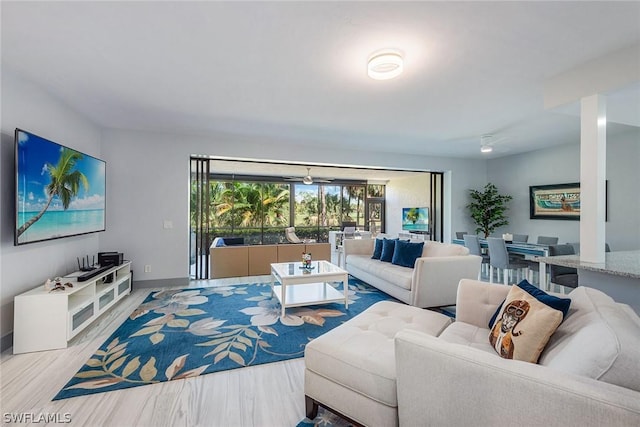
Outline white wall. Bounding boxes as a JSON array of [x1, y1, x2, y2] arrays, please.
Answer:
[[100, 128, 488, 283], [604, 130, 640, 250], [487, 129, 640, 250], [0, 68, 102, 337], [386, 174, 431, 236]]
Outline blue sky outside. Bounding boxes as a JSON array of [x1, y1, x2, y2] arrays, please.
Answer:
[[16, 130, 106, 213]]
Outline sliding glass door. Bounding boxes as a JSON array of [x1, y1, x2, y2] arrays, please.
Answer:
[[190, 158, 389, 279]]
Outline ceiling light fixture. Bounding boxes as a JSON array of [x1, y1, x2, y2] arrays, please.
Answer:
[[367, 50, 403, 80], [480, 145, 493, 153], [480, 134, 494, 153]]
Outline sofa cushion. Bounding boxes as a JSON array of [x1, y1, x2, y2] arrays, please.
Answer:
[[438, 322, 496, 355], [392, 240, 424, 268], [422, 241, 469, 257], [347, 255, 413, 290], [371, 238, 384, 260], [489, 283, 569, 363], [380, 238, 398, 262], [538, 286, 640, 392], [304, 301, 452, 407]]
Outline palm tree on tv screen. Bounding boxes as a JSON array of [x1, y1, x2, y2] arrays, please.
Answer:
[[17, 148, 88, 237], [406, 208, 420, 224]]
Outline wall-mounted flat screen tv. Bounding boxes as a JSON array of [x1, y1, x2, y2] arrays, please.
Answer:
[[15, 129, 106, 245], [402, 207, 429, 233]]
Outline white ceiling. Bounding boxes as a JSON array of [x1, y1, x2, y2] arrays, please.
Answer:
[[2, 1, 639, 159]]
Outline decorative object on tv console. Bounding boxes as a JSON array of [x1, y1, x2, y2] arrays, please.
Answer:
[[14, 128, 106, 246], [402, 207, 429, 233]]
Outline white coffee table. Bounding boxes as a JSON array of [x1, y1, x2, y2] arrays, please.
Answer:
[[270, 260, 349, 316]]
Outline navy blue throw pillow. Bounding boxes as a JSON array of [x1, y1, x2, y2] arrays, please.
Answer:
[[392, 240, 425, 268], [488, 279, 571, 328], [380, 238, 398, 262], [371, 238, 384, 260]]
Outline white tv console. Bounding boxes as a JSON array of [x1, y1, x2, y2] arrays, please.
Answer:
[[13, 261, 132, 354], [398, 232, 430, 242]]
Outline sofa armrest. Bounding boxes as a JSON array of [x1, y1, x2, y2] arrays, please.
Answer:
[[411, 255, 481, 308], [395, 330, 640, 427], [343, 238, 375, 257], [455, 278, 511, 328]]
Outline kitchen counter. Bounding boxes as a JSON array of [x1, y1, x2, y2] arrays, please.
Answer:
[[538, 250, 640, 279], [540, 250, 640, 314]]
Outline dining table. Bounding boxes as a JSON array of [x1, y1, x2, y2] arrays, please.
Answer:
[[452, 238, 551, 290]]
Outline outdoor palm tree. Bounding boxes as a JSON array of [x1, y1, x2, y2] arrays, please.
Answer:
[[17, 148, 88, 237], [261, 183, 289, 226]]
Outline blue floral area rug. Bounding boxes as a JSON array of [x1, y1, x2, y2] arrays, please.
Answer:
[[54, 276, 394, 400]]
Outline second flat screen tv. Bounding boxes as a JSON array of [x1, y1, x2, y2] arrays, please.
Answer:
[[15, 128, 106, 245], [402, 207, 429, 233]]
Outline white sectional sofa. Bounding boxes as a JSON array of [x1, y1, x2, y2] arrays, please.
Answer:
[[395, 279, 640, 426], [343, 236, 481, 307], [304, 279, 640, 426]]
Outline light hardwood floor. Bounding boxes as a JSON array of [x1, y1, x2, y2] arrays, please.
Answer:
[[0, 276, 307, 427]]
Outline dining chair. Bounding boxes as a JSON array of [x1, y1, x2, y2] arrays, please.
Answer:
[[486, 237, 528, 285], [548, 244, 579, 293], [463, 234, 489, 279], [512, 234, 529, 243], [343, 226, 356, 239], [537, 236, 559, 245], [455, 231, 468, 240], [342, 221, 357, 230], [508, 234, 530, 262]]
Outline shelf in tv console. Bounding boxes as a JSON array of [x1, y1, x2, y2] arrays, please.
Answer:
[[12, 261, 132, 354]]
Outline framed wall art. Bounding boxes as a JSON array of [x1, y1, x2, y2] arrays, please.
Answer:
[[529, 183, 581, 220]]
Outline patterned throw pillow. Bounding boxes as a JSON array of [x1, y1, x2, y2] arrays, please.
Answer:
[[371, 238, 384, 260], [488, 280, 571, 328], [489, 281, 571, 363]]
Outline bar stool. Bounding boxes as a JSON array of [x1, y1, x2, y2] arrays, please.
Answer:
[[548, 244, 578, 293], [525, 236, 559, 285], [568, 242, 611, 254]]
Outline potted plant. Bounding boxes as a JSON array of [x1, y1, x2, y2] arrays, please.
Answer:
[[467, 183, 513, 238]]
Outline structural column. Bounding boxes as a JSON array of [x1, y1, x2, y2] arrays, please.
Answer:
[[579, 94, 607, 263]]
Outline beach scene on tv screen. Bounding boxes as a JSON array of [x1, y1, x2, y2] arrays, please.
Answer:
[[402, 207, 429, 232], [16, 131, 105, 244]]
